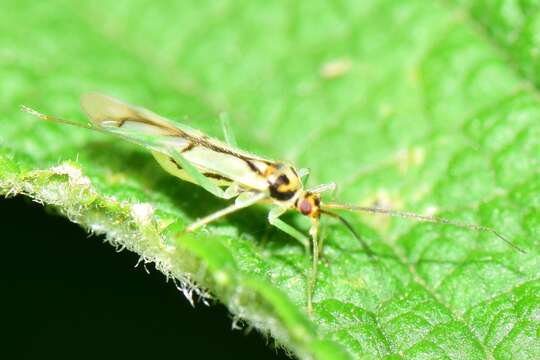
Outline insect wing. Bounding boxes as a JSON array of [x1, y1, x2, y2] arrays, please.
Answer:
[[80, 93, 272, 192], [80, 93, 197, 149], [82, 93, 192, 134]]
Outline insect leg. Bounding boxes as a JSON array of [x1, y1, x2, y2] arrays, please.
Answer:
[[169, 149, 228, 199], [297, 168, 310, 184], [267, 207, 320, 315], [308, 182, 337, 195], [220, 112, 238, 147], [223, 183, 241, 199], [267, 207, 310, 251], [307, 218, 320, 316], [186, 192, 267, 232]]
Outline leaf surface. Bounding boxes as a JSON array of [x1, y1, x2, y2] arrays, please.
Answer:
[[1, 1, 539, 358]]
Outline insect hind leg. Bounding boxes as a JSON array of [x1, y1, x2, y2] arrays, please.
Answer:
[[186, 192, 267, 233]]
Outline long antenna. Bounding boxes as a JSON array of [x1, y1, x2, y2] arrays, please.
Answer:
[[320, 209, 374, 256], [322, 203, 526, 254], [20, 105, 95, 131]]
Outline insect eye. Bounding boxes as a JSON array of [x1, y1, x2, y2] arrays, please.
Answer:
[[299, 199, 312, 215]]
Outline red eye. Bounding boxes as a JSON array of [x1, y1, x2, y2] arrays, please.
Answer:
[[299, 200, 312, 215]]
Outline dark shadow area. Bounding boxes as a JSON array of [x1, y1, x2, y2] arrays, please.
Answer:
[[1, 196, 290, 360]]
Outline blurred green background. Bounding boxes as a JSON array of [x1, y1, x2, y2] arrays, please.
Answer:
[[2, 0, 540, 359]]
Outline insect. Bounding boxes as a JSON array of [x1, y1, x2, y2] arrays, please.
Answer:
[[21, 93, 525, 315]]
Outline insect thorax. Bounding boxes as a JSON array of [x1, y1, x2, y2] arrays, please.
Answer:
[[266, 163, 302, 203]]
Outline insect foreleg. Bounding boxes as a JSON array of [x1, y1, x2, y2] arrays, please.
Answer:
[[267, 207, 310, 252], [220, 112, 238, 147], [186, 191, 267, 232], [267, 207, 320, 315], [307, 218, 320, 316]]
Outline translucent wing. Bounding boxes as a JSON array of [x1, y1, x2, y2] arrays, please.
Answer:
[[80, 93, 273, 191], [81, 92, 202, 138]]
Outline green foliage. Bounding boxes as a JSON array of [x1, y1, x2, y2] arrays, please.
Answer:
[[1, 0, 539, 358]]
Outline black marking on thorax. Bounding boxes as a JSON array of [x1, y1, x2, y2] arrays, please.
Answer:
[[269, 188, 296, 201], [268, 174, 296, 201]]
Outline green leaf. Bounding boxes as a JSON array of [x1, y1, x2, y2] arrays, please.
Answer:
[[1, 0, 539, 359]]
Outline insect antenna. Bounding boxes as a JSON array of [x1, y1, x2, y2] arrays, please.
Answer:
[[320, 209, 374, 256], [323, 203, 526, 254], [20, 105, 96, 131]]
